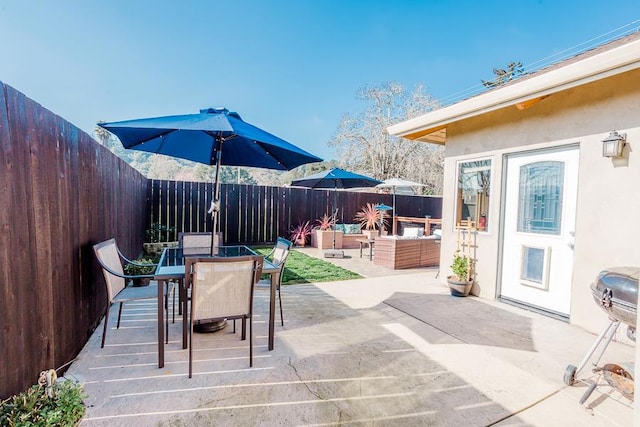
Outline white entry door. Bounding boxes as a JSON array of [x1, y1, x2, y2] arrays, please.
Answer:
[[500, 147, 579, 317]]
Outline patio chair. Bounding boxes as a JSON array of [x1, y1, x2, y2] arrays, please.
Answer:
[[263, 237, 293, 326], [93, 238, 175, 348], [177, 232, 223, 317], [185, 255, 263, 378], [178, 232, 221, 255]]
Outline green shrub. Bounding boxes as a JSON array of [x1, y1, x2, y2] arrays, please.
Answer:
[[450, 250, 474, 281], [145, 222, 176, 243], [124, 257, 156, 275], [0, 380, 85, 426]]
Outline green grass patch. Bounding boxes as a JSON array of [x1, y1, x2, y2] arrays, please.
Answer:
[[252, 247, 361, 285]]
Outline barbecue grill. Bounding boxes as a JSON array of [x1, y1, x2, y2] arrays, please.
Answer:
[[564, 267, 638, 403]]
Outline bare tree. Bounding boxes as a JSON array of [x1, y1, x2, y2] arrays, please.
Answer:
[[404, 146, 445, 195], [94, 123, 123, 155], [328, 82, 444, 194]]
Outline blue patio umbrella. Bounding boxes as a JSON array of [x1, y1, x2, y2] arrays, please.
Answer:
[[291, 168, 381, 252], [99, 107, 322, 252], [290, 167, 382, 190], [373, 204, 393, 211], [373, 204, 393, 235]]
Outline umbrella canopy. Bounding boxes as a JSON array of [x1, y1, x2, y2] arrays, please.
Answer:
[[373, 204, 393, 211], [375, 178, 425, 234], [376, 178, 425, 193], [290, 168, 381, 190], [99, 107, 322, 253], [291, 168, 381, 250], [98, 107, 322, 170]]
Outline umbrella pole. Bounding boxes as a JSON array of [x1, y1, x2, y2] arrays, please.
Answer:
[[392, 188, 397, 235], [323, 181, 344, 259], [332, 185, 337, 250], [211, 137, 223, 255]]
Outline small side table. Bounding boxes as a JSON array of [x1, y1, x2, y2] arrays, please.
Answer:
[[356, 238, 375, 261]]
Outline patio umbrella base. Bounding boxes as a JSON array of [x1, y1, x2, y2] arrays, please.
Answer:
[[324, 249, 345, 259], [194, 319, 227, 333]]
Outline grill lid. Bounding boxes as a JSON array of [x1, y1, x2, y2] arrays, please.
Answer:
[[593, 267, 639, 307]]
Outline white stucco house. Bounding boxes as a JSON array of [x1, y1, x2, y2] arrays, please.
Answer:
[[388, 32, 640, 336]]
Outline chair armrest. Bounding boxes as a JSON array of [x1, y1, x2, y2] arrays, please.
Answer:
[[97, 258, 156, 280], [264, 247, 276, 261], [116, 246, 158, 268]]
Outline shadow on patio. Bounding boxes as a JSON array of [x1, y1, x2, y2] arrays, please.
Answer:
[[65, 270, 635, 426]]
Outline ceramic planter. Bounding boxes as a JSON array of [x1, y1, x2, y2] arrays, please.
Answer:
[[446, 276, 473, 297], [312, 229, 343, 249]]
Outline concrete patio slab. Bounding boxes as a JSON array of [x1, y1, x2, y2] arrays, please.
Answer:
[[65, 250, 635, 426]]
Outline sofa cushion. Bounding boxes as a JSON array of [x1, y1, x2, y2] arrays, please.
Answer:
[[402, 227, 424, 238], [335, 223, 362, 234], [344, 224, 362, 234]]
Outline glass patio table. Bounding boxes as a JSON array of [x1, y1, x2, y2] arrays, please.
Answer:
[[154, 245, 278, 369]]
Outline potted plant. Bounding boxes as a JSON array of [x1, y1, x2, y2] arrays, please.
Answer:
[[447, 251, 474, 297], [124, 258, 156, 287], [143, 223, 178, 255], [289, 221, 313, 247], [311, 213, 340, 249], [354, 203, 389, 239]]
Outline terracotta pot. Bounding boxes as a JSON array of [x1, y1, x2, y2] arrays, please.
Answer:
[[446, 276, 473, 297]]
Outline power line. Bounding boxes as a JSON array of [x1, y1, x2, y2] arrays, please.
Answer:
[[438, 19, 640, 106]]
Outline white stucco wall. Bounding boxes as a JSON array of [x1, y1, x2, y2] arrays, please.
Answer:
[[438, 69, 640, 334]]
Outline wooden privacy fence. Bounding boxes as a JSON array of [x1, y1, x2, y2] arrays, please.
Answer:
[[0, 82, 148, 399], [149, 180, 442, 244], [0, 80, 442, 400]]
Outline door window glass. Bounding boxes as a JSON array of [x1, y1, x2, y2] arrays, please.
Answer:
[[521, 246, 544, 283], [520, 245, 550, 290], [517, 161, 564, 235], [456, 159, 491, 231]]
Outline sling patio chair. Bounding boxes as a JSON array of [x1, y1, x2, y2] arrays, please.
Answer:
[[177, 232, 212, 316], [93, 238, 175, 348], [178, 232, 221, 255], [178, 231, 227, 336], [185, 255, 263, 378], [262, 237, 293, 326]]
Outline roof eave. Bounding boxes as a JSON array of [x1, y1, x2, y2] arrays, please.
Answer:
[[388, 37, 640, 143]]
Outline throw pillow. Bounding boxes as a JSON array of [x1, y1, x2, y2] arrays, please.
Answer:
[[345, 224, 362, 234], [402, 227, 424, 238]]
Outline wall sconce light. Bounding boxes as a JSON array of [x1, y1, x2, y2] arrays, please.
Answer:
[[602, 131, 626, 158]]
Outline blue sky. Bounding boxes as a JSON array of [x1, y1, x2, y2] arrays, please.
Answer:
[[1, 1, 639, 160]]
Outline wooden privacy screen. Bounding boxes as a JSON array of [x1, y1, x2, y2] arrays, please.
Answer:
[[0, 79, 443, 399], [148, 180, 443, 245], [0, 82, 147, 399]]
